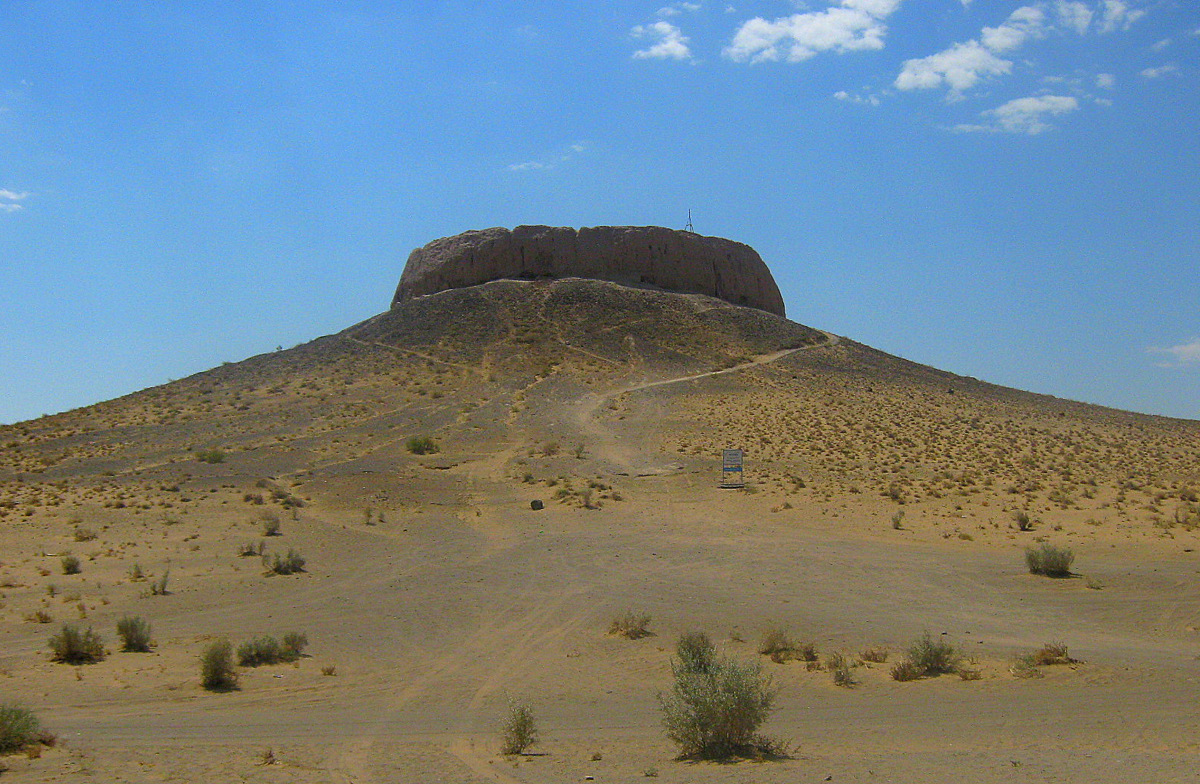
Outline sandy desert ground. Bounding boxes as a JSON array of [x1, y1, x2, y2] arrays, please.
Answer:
[[2, 279, 1199, 782]]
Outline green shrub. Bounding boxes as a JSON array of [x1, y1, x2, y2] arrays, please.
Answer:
[[260, 513, 281, 537], [1025, 543, 1074, 577], [238, 632, 307, 666], [281, 632, 308, 660], [48, 624, 105, 664], [73, 526, 97, 542], [827, 652, 856, 687], [196, 449, 226, 464], [116, 616, 152, 652], [906, 632, 960, 675], [149, 570, 170, 595], [757, 629, 816, 664], [499, 703, 538, 755], [658, 656, 780, 760], [676, 632, 716, 674], [60, 555, 81, 575], [405, 436, 439, 455], [0, 703, 42, 754], [860, 647, 889, 663], [237, 636, 283, 667], [1014, 510, 1035, 531], [608, 611, 652, 639], [889, 660, 922, 681], [269, 549, 306, 575], [200, 639, 238, 691]]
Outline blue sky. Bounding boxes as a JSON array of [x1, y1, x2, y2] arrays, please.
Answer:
[[1, 0, 1197, 424]]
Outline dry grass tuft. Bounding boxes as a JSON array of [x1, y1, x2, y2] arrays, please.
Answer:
[[609, 611, 652, 639]]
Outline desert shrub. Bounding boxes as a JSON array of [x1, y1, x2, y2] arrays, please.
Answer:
[[73, 526, 97, 542], [281, 631, 308, 660], [826, 652, 855, 687], [658, 656, 780, 760], [200, 639, 238, 691], [149, 570, 170, 595], [758, 629, 816, 664], [1025, 543, 1074, 577], [48, 624, 105, 664], [60, 555, 81, 575], [889, 660, 923, 681], [609, 611, 652, 639], [1014, 511, 1035, 531], [238, 632, 307, 666], [196, 449, 226, 464], [860, 647, 889, 663], [237, 636, 283, 667], [405, 436, 439, 455], [260, 513, 281, 537], [906, 632, 960, 675], [957, 667, 983, 681], [1009, 657, 1043, 679], [116, 616, 152, 652], [1029, 643, 1075, 666], [237, 541, 264, 557], [499, 703, 538, 755], [128, 562, 145, 581], [269, 549, 306, 575], [0, 703, 41, 755], [676, 631, 716, 674]]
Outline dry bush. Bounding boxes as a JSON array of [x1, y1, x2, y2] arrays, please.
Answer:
[[405, 436, 439, 455], [1025, 543, 1074, 577], [196, 449, 226, 464], [48, 624, 105, 664], [60, 555, 81, 575], [1029, 643, 1075, 666], [260, 512, 281, 537], [72, 526, 97, 542], [116, 616, 152, 652], [499, 703, 538, 755], [609, 611, 652, 639], [676, 631, 716, 674], [658, 656, 782, 760], [238, 633, 307, 666], [890, 632, 960, 681], [0, 703, 42, 755], [889, 660, 923, 681], [1013, 511, 1035, 531], [269, 549, 306, 575], [758, 629, 816, 664], [148, 570, 170, 595], [1009, 657, 1043, 679], [826, 652, 856, 687], [860, 647, 889, 663], [200, 639, 238, 691]]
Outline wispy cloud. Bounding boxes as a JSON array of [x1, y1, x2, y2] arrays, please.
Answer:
[[1140, 64, 1179, 79], [954, 94, 1079, 134], [724, 0, 902, 64], [834, 89, 881, 106], [0, 188, 29, 213], [1096, 72, 1116, 88], [632, 21, 693, 61], [657, 2, 701, 17], [507, 142, 590, 173], [1098, 0, 1144, 34], [1149, 339, 1200, 367]]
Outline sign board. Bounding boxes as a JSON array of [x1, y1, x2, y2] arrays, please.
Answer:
[[720, 449, 745, 488]]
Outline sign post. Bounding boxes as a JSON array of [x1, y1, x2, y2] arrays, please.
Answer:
[[720, 448, 745, 489]]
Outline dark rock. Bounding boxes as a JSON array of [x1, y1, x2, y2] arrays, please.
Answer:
[[393, 225, 786, 317], [530, 499, 544, 511]]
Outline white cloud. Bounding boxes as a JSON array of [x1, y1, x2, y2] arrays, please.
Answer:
[[507, 161, 548, 172], [0, 189, 28, 213], [1095, 72, 1116, 88], [895, 40, 1011, 94], [1149, 339, 1200, 367], [724, 0, 902, 64], [986, 94, 1079, 133], [507, 142, 590, 173], [1151, 38, 1171, 51], [1054, 1, 1092, 35], [981, 5, 1047, 53], [657, 2, 701, 17], [632, 21, 693, 61], [1140, 64, 1179, 78], [1099, 0, 1144, 34], [834, 89, 881, 105]]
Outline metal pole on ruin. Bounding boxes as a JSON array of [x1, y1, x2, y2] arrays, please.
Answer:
[[720, 448, 745, 489]]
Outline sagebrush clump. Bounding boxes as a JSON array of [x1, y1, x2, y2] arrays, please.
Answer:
[[269, 549, 306, 575], [0, 703, 43, 755], [499, 703, 538, 755], [676, 631, 716, 674], [237, 632, 308, 666], [405, 436, 439, 455], [200, 639, 238, 691], [48, 624, 105, 664], [116, 616, 152, 652], [658, 654, 781, 760], [890, 632, 960, 681], [1025, 543, 1074, 577], [609, 611, 652, 639]]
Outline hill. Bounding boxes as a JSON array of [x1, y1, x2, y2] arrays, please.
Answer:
[[1, 277, 1199, 783]]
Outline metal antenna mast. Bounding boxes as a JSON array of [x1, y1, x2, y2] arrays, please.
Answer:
[[684, 209, 694, 233]]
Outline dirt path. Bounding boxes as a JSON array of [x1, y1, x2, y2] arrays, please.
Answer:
[[570, 333, 840, 475]]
